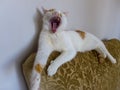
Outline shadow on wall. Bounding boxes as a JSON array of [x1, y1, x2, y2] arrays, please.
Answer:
[[33, 9, 43, 51], [16, 9, 43, 89], [2, 9, 43, 90]]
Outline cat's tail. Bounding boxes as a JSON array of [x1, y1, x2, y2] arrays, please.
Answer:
[[99, 42, 117, 64]]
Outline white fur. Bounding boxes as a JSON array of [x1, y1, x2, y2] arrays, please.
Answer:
[[30, 8, 116, 90]]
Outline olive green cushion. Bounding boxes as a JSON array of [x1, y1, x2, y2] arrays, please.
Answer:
[[22, 39, 120, 90]]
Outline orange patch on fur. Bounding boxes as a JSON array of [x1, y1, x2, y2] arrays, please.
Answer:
[[35, 64, 43, 73], [76, 30, 86, 39], [48, 9, 55, 12]]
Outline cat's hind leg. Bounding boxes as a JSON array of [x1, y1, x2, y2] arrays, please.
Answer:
[[95, 47, 107, 63], [95, 43, 116, 64]]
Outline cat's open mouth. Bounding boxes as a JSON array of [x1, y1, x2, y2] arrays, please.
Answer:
[[50, 16, 61, 33]]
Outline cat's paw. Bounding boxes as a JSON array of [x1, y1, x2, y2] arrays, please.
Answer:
[[111, 58, 117, 64], [30, 71, 41, 90], [47, 62, 58, 76]]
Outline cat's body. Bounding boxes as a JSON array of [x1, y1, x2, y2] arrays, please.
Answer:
[[30, 8, 116, 90]]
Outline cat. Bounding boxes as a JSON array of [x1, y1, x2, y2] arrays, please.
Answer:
[[30, 8, 116, 90]]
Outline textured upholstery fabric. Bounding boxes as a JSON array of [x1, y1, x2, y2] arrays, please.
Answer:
[[22, 39, 120, 90]]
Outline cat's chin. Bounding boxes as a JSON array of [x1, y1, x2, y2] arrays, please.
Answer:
[[50, 16, 61, 33]]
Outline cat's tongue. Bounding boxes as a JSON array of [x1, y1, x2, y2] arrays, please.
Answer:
[[50, 16, 61, 33], [52, 22, 57, 33]]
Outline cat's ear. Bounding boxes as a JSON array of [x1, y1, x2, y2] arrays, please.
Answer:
[[37, 7, 48, 15], [41, 7, 48, 14], [63, 12, 69, 16]]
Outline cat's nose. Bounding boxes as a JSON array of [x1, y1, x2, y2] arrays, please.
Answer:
[[53, 12, 59, 16], [53, 12, 62, 17]]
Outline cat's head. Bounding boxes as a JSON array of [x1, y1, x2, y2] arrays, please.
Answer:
[[40, 8, 68, 33]]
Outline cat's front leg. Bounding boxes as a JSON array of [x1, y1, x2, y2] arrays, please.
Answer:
[[30, 47, 53, 90], [47, 50, 76, 76]]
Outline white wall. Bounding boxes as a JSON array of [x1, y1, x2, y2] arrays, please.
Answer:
[[0, 0, 120, 90]]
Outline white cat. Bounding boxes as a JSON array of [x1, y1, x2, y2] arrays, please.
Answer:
[[30, 8, 116, 90]]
